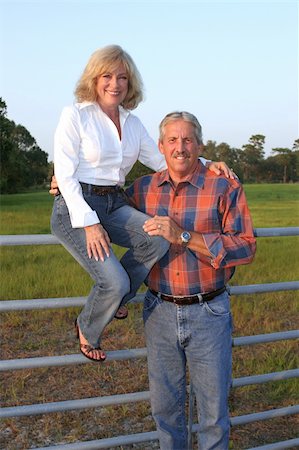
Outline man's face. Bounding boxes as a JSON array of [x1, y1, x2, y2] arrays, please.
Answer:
[[159, 119, 203, 183]]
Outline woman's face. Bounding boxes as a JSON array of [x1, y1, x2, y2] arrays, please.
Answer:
[[95, 63, 129, 111]]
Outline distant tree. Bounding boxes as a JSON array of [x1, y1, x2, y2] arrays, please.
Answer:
[[0, 97, 50, 193], [0, 99, 19, 192], [216, 143, 242, 177], [12, 124, 36, 152], [262, 157, 282, 183], [240, 134, 265, 182], [24, 147, 49, 186], [271, 148, 293, 183], [203, 140, 218, 161], [292, 138, 299, 152], [204, 141, 243, 180], [0, 98, 7, 116], [294, 146, 299, 182]]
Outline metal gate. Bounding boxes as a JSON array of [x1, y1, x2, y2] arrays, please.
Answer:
[[1, 227, 298, 449]]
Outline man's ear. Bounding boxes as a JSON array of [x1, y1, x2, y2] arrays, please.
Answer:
[[158, 140, 164, 155]]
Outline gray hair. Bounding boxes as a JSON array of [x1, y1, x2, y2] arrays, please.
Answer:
[[159, 111, 203, 145]]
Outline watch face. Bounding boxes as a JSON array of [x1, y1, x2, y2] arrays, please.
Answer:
[[181, 231, 191, 243]]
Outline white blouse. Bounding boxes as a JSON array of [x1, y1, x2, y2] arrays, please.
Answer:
[[54, 101, 207, 228]]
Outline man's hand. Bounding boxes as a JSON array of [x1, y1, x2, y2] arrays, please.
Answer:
[[84, 223, 111, 261], [49, 175, 60, 196], [143, 215, 182, 244], [206, 161, 237, 179], [143, 215, 210, 257]]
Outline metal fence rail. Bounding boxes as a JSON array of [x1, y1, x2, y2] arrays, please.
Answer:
[[0, 227, 298, 247], [22, 407, 299, 450], [1, 330, 299, 372], [1, 369, 298, 419], [1, 281, 299, 312], [1, 228, 298, 449]]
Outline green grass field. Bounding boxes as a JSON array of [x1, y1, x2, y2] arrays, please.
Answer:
[[0, 184, 298, 449]]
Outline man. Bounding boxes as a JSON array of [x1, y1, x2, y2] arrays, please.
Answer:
[[49, 111, 255, 448], [125, 111, 256, 449]]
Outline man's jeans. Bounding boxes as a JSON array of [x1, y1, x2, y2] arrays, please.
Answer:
[[143, 289, 232, 450], [51, 189, 169, 347]]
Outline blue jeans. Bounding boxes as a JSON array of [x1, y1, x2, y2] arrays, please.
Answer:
[[143, 289, 232, 450], [51, 189, 169, 347]]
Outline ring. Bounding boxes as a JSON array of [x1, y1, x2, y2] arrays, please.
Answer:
[[157, 224, 161, 229]]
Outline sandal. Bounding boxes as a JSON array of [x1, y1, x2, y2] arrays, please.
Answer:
[[114, 305, 128, 320], [74, 319, 106, 362]]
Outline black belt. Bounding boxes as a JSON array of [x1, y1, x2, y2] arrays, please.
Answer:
[[149, 286, 226, 306], [80, 183, 122, 196]]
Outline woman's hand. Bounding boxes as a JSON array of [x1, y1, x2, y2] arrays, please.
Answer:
[[49, 175, 60, 196], [206, 161, 237, 179], [84, 223, 111, 262]]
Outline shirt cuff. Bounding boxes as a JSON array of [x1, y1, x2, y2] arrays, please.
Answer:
[[70, 210, 100, 228], [202, 234, 227, 269]]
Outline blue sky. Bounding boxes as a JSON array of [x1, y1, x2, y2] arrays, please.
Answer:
[[1, 0, 298, 161]]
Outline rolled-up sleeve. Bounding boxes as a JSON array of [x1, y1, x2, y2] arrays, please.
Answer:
[[203, 183, 256, 269], [54, 106, 99, 228]]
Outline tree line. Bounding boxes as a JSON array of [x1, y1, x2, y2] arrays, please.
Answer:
[[128, 135, 299, 184], [0, 98, 49, 193], [0, 97, 298, 194], [204, 135, 299, 184]]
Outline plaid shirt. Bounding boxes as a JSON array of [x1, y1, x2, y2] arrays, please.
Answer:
[[126, 161, 256, 296]]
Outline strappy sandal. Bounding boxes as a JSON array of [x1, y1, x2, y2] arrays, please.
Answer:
[[114, 305, 128, 320], [75, 319, 106, 362], [79, 343, 106, 362]]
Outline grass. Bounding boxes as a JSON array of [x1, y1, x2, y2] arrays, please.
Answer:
[[0, 184, 299, 449]]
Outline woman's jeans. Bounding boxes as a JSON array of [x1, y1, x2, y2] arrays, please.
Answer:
[[51, 189, 169, 347], [143, 289, 232, 450]]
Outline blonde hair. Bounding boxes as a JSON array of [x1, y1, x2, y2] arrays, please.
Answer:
[[74, 45, 144, 110], [159, 111, 203, 145]]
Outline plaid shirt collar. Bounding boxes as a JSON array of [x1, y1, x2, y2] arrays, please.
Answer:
[[156, 160, 207, 190]]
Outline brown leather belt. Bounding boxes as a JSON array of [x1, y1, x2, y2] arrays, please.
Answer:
[[149, 286, 226, 306], [80, 183, 122, 196]]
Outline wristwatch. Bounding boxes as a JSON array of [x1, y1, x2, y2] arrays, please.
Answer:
[[180, 231, 191, 246]]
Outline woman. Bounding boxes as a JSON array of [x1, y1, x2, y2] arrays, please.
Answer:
[[51, 44, 233, 362]]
